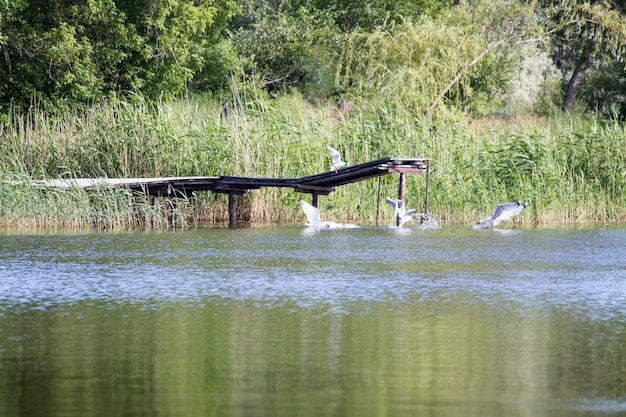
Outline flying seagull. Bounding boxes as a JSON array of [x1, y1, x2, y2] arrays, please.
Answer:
[[386, 198, 416, 228], [327, 145, 346, 173], [301, 200, 329, 228], [300, 200, 360, 229], [475, 201, 527, 229]]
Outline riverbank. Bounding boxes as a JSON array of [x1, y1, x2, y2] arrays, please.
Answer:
[[1, 93, 625, 229]]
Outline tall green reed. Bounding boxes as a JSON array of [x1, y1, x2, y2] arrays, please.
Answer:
[[1, 90, 625, 229]]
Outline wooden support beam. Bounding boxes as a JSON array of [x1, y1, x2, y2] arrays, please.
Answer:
[[376, 176, 382, 227], [228, 193, 235, 227], [397, 172, 406, 201], [213, 188, 249, 195], [387, 167, 426, 174], [294, 184, 334, 195], [424, 162, 430, 217], [151, 195, 158, 229], [293, 184, 333, 208], [397, 173, 406, 227]]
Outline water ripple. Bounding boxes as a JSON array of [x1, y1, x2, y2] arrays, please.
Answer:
[[1, 226, 625, 319]]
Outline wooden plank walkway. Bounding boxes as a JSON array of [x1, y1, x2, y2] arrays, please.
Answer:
[[28, 157, 431, 225]]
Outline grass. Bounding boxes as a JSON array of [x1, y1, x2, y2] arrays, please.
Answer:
[[1, 91, 625, 229]]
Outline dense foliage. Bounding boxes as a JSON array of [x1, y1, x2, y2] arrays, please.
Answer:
[[0, 0, 238, 113], [542, 0, 626, 113], [1, 0, 626, 117]]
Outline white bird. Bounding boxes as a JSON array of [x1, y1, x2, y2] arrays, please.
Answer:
[[475, 201, 527, 229], [301, 200, 329, 228], [327, 145, 346, 173], [300, 200, 360, 229], [386, 198, 416, 228]]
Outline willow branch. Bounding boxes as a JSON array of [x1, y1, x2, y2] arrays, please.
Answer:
[[423, 21, 565, 117], [424, 34, 521, 117]]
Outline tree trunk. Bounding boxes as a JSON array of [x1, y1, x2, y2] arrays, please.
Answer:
[[563, 61, 591, 112], [563, 41, 595, 112]]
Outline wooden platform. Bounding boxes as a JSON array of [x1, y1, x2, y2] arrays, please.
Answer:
[[28, 157, 431, 225]]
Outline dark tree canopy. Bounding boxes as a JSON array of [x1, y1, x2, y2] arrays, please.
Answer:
[[0, 0, 238, 112]]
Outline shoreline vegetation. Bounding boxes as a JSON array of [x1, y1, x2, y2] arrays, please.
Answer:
[[1, 92, 625, 230]]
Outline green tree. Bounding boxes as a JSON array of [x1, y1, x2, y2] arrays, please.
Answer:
[[337, 0, 540, 118], [229, 0, 450, 32], [0, 0, 28, 111], [308, 0, 451, 32], [229, 4, 340, 97], [579, 60, 626, 118], [543, 0, 626, 112], [0, 0, 238, 112], [226, 0, 453, 98], [0, 1, 27, 44], [127, 0, 238, 98]]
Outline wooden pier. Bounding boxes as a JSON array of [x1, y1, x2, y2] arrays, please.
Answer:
[[30, 157, 431, 226]]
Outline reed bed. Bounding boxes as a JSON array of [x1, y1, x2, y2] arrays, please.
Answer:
[[1, 92, 625, 229]]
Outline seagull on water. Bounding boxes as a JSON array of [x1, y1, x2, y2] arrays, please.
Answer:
[[475, 201, 527, 229], [301, 200, 329, 228], [327, 145, 346, 173], [300, 200, 359, 229], [386, 198, 416, 228]]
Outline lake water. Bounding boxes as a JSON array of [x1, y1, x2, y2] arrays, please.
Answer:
[[1, 223, 626, 417]]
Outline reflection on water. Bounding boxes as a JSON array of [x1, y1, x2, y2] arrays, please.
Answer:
[[1, 224, 626, 417]]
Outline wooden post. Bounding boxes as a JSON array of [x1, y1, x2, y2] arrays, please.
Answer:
[[311, 192, 319, 208], [424, 161, 430, 217], [397, 172, 406, 201], [228, 193, 235, 227], [397, 173, 406, 227], [376, 176, 382, 227], [151, 195, 158, 229]]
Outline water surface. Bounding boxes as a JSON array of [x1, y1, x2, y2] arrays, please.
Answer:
[[1, 224, 626, 416]]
